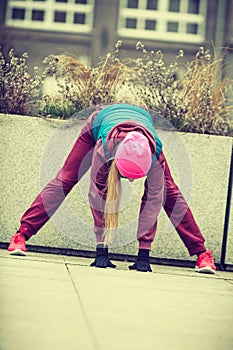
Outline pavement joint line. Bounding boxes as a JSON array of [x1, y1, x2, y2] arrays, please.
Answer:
[[64, 262, 101, 350], [1, 253, 232, 281], [224, 279, 233, 286], [0, 254, 64, 266], [0, 256, 227, 280]]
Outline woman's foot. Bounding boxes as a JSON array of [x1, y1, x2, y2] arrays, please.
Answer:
[[195, 250, 216, 274], [8, 233, 26, 256]]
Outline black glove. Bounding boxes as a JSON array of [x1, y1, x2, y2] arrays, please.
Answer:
[[90, 246, 116, 269], [129, 249, 152, 272]]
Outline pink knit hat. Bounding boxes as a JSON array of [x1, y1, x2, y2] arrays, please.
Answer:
[[115, 132, 152, 179]]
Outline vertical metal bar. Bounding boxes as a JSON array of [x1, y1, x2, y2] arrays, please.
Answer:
[[214, 0, 227, 51], [220, 143, 233, 270]]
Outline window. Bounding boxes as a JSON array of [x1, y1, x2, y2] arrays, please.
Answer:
[[54, 11, 66, 23], [12, 8, 25, 20], [169, 0, 180, 12], [126, 18, 137, 28], [74, 13, 86, 24], [32, 10, 44, 21], [6, 0, 94, 33], [147, 0, 158, 10], [118, 0, 207, 43], [167, 21, 179, 32], [128, 0, 139, 8], [145, 19, 156, 30]]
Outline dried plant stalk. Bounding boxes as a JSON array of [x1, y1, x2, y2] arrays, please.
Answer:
[[180, 47, 232, 135]]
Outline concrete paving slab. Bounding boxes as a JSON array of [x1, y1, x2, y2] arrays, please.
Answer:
[[68, 264, 233, 350], [1, 249, 232, 350], [0, 251, 95, 350]]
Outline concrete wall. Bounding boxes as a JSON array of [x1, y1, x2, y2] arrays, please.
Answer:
[[0, 114, 232, 265]]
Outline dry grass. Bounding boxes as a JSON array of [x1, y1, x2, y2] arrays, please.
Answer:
[[180, 47, 232, 135], [44, 42, 136, 108]]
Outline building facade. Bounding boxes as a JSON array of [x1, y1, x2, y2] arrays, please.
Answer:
[[0, 0, 232, 76]]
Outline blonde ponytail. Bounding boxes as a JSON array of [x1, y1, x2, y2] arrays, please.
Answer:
[[104, 160, 122, 245]]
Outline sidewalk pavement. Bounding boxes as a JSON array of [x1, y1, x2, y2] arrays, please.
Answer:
[[0, 249, 233, 350]]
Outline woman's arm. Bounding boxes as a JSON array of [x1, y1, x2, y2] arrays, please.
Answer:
[[137, 152, 166, 250], [88, 141, 110, 242]]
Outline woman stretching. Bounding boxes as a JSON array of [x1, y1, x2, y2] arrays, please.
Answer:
[[8, 103, 216, 273]]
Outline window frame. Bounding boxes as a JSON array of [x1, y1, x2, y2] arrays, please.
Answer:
[[117, 0, 207, 43], [5, 0, 94, 33]]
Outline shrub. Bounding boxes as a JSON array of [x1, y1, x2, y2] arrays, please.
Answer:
[[132, 41, 186, 129], [0, 48, 47, 115], [180, 47, 233, 136], [0, 43, 232, 136], [131, 43, 233, 136], [39, 53, 88, 115], [48, 41, 232, 135], [37, 94, 82, 119], [41, 43, 135, 109]]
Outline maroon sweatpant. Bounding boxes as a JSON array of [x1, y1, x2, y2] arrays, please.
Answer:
[[17, 117, 205, 256]]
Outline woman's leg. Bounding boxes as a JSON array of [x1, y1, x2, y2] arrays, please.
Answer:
[[18, 120, 96, 239], [162, 156, 206, 256]]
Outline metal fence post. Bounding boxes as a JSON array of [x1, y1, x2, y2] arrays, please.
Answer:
[[220, 143, 233, 270]]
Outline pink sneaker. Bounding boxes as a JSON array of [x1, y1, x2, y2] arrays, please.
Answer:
[[195, 250, 216, 274], [8, 232, 26, 256]]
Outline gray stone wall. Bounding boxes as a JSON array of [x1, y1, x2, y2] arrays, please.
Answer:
[[0, 114, 232, 264]]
